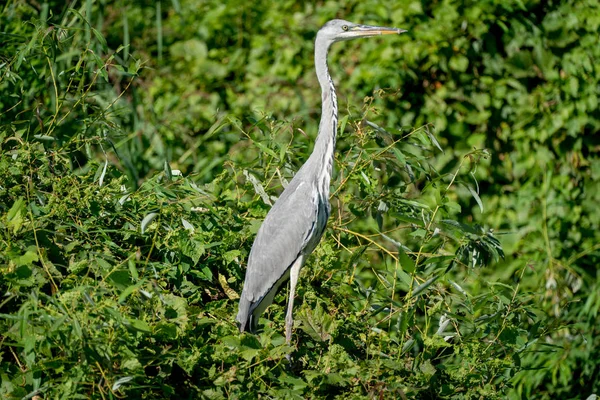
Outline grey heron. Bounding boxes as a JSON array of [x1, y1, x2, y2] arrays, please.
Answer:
[[236, 19, 405, 344]]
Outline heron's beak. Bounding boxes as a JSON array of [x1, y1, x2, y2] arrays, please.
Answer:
[[350, 24, 407, 38]]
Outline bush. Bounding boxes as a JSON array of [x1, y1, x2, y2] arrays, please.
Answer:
[[1, 0, 598, 398]]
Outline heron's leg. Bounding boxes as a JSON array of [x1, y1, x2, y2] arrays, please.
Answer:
[[285, 255, 304, 345]]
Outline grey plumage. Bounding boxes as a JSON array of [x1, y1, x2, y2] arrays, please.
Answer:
[[236, 19, 405, 343]]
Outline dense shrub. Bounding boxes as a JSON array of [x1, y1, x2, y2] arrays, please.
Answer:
[[1, 0, 598, 398]]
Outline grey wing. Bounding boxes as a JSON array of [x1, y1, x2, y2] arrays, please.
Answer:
[[236, 178, 318, 331]]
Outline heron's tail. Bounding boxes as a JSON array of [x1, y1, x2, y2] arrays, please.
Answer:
[[236, 297, 255, 333]]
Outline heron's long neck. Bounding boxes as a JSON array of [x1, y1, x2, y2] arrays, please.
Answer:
[[310, 40, 337, 197]]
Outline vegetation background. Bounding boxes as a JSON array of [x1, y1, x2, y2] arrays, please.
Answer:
[[1, 0, 599, 398]]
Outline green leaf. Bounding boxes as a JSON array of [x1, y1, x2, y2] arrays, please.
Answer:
[[465, 184, 484, 213], [16, 249, 38, 267], [411, 274, 441, 298], [154, 322, 178, 340], [425, 125, 444, 153], [6, 197, 25, 234], [297, 302, 336, 342], [279, 373, 308, 390], [91, 27, 108, 50], [118, 284, 140, 303], [398, 246, 415, 273], [141, 212, 159, 234], [108, 270, 131, 289], [126, 318, 151, 333]]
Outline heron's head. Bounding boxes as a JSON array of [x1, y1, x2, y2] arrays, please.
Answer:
[[317, 19, 406, 45]]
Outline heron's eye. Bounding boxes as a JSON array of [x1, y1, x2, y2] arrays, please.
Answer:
[[342, 25, 349, 31]]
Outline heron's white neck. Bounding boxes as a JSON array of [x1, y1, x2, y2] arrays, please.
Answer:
[[310, 38, 337, 198]]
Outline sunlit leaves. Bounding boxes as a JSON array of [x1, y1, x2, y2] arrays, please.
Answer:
[[1, 0, 598, 398]]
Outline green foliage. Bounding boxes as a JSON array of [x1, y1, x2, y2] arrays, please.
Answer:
[[1, 0, 599, 399]]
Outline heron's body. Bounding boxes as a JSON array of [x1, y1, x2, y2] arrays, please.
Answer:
[[236, 19, 404, 342]]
